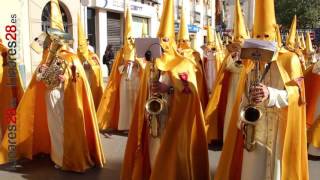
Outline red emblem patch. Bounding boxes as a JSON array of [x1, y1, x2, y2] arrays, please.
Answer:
[[178, 72, 191, 94]]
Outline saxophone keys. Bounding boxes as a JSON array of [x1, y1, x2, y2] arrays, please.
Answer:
[[149, 115, 160, 138]]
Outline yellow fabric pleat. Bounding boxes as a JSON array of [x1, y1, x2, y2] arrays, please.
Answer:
[[87, 51, 104, 109], [276, 48, 308, 180], [97, 49, 123, 130], [213, 60, 252, 180]]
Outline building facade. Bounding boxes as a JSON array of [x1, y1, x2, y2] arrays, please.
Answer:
[[223, 0, 254, 31], [0, 0, 82, 86], [1, 0, 255, 87]]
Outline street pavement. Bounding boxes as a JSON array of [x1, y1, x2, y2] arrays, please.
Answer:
[[0, 132, 319, 180]]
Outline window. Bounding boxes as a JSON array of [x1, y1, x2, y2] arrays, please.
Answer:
[[87, 8, 96, 51], [41, 1, 71, 33], [132, 16, 149, 38]]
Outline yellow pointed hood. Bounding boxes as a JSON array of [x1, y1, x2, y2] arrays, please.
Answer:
[[295, 32, 302, 48], [178, 7, 189, 41], [191, 37, 198, 50], [77, 15, 89, 61], [155, 0, 187, 71], [124, 7, 133, 45], [276, 25, 282, 48], [252, 0, 277, 41], [233, 0, 248, 43], [305, 32, 314, 54], [300, 33, 306, 49], [215, 32, 223, 51], [50, 0, 64, 31], [207, 24, 214, 45], [141, 20, 148, 37], [285, 15, 297, 50], [157, 0, 175, 40], [123, 7, 135, 61]]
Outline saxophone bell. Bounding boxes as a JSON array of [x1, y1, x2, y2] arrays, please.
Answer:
[[240, 105, 262, 125], [145, 95, 166, 115]]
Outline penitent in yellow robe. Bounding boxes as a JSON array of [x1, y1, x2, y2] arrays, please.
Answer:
[[121, 46, 210, 180], [0, 43, 24, 140], [80, 50, 104, 110], [0, 49, 105, 173], [97, 48, 142, 131], [214, 48, 308, 180]]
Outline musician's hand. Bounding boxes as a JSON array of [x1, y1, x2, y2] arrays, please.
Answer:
[[39, 64, 48, 73], [250, 83, 269, 104], [207, 51, 215, 60], [83, 62, 91, 70], [151, 81, 169, 94], [231, 51, 242, 65], [58, 74, 65, 83]]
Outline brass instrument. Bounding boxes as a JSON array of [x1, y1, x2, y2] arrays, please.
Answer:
[[38, 28, 71, 89], [240, 55, 263, 151], [145, 51, 167, 138], [239, 42, 275, 152]]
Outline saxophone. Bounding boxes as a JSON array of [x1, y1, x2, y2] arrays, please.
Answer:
[[240, 51, 273, 152], [145, 55, 167, 138], [240, 57, 262, 151], [38, 33, 68, 89]]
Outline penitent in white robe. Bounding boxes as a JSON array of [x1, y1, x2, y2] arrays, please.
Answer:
[[45, 86, 64, 167], [36, 71, 64, 167], [239, 63, 288, 180], [118, 61, 140, 130], [205, 52, 216, 93]]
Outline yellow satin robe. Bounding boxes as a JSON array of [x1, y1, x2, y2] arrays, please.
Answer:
[[0, 49, 105, 172]]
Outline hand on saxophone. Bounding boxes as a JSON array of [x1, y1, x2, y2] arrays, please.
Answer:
[[39, 64, 48, 73], [83, 61, 92, 70], [250, 83, 269, 104], [231, 51, 242, 66], [151, 81, 170, 94], [57, 74, 65, 83]]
